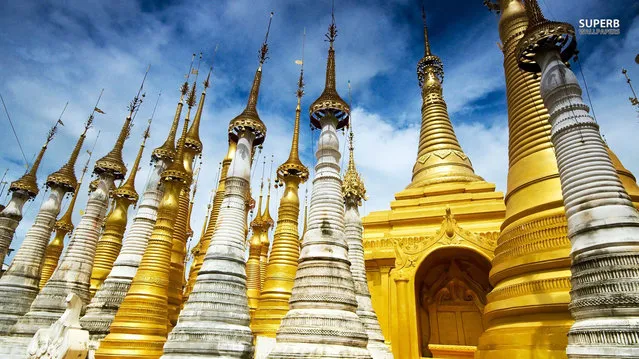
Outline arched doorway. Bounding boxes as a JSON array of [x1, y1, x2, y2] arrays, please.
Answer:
[[414, 247, 492, 356]]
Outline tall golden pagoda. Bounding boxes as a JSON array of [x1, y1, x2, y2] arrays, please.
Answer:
[[39, 152, 92, 289], [89, 122, 151, 297], [168, 61, 211, 328], [95, 88, 193, 358], [251, 61, 309, 347], [361, 8, 505, 359], [475, 1, 639, 358]]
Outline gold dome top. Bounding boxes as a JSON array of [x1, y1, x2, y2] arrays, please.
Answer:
[[309, 13, 349, 130], [262, 180, 274, 230], [228, 13, 274, 147], [251, 182, 265, 230], [161, 86, 194, 186]]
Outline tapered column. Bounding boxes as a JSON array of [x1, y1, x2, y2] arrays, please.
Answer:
[[247, 186, 265, 316], [183, 141, 236, 303], [80, 160, 167, 343], [6, 175, 114, 342], [343, 131, 393, 359], [0, 191, 29, 266], [162, 131, 257, 358], [516, 1, 639, 356], [0, 186, 66, 335]]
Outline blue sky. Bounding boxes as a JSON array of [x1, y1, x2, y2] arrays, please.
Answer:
[[1, 0, 638, 265]]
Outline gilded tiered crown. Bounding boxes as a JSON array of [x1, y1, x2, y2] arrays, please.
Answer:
[[417, 8, 444, 88], [228, 13, 273, 147], [309, 14, 349, 130], [517, 0, 576, 73], [343, 131, 367, 206]]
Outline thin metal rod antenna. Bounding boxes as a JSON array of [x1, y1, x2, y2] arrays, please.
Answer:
[[185, 53, 196, 82], [0, 93, 29, 168], [0, 168, 9, 198], [57, 102, 69, 124], [264, 12, 274, 45]]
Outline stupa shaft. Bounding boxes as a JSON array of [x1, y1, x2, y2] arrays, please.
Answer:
[[516, 1, 639, 356], [183, 141, 236, 303], [162, 131, 256, 358]]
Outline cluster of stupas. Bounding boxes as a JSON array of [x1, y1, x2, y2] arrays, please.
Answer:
[[0, 1, 638, 358]]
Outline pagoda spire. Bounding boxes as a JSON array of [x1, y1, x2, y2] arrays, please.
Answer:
[[0, 113, 64, 265], [409, 8, 481, 188], [89, 121, 151, 298], [95, 66, 148, 181], [259, 166, 274, 289], [0, 95, 100, 337], [162, 12, 272, 358], [252, 34, 310, 345], [268, 4, 371, 357], [153, 55, 195, 162], [39, 146, 94, 289]]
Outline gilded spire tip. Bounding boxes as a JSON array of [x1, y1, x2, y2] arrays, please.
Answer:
[[259, 12, 274, 66]]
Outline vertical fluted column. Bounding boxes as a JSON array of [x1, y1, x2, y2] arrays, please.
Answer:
[[161, 131, 256, 358], [345, 204, 393, 359], [534, 47, 639, 358], [247, 225, 263, 316], [0, 186, 66, 335], [267, 115, 371, 358], [6, 174, 114, 343], [0, 191, 29, 266], [81, 160, 167, 344], [167, 187, 190, 327], [183, 142, 236, 303], [90, 198, 131, 297]]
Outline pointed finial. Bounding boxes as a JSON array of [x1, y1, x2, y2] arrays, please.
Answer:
[[153, 56, 194, 162], [9, 103, 67, 198], [113, 118, 151, 205], [310, 3, 349, 130], [277, 29, 309, 184], [416, 5, 444, 88], [262, 156, 275, 230], [46, 90, 103, 193], [259, 12, 275, 66], [421, 4, 431, 56], [186, 51, 215, 154], [95, 68, 150, 180], [228, 13, 272, 147], [622, 68, 639, 107]]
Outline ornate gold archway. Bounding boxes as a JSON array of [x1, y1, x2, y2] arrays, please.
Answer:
[[388, 208, 498, 358]]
